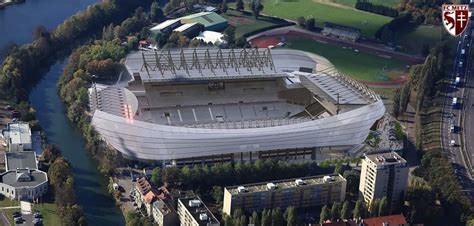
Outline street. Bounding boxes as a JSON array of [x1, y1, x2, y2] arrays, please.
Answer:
[[441, 12, 474, 200]]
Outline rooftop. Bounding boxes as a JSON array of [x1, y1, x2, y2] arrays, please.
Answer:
[[2, 122, 31, 145], [174, 22, 199, 32], [0, 169, 47, 188], [180, 12, 227, 28], [362, 214, 407, 226], [136, 177, 152, 195], [179, 196, 219, 226], [225, 174, 345, 195], [5, 151, 37, 171], [153, 199, 175, 216], [150, 19, 181, 32], [365, 151, 407, 166]]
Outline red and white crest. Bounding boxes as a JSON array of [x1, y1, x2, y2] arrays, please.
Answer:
[[443, 4, 470, 37]]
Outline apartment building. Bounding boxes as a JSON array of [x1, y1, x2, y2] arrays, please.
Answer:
[[177, 196, 219, 226], [223, 174, 347, 215], [359, 152, 408, 210], [152, 199, 178, 226]]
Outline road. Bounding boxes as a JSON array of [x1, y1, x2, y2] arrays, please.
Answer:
[[440, 4, 474, 200]]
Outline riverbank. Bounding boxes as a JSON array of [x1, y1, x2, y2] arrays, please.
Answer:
[[0, 0, 25, 10]]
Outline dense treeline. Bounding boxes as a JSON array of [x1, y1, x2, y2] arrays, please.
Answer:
[[43, 145, 87, 226], [397, 0, 449, 25], [58, 40, 127, 176], [150, 160, 333, 194], [391, 43, 474, 225], [355, 0, 398, 17], [223, 207, 296, 226], [374, 12, 412, 44], [0, 0, 152, 101]]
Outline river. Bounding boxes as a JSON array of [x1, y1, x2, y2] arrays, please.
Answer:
[[0, 0, 125, 225]]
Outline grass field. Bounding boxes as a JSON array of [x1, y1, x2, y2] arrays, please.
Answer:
[[335, 0, 400, 8], [397, 25, 443, 54], [285, 37, 407, 82], [261, 0, 392, 37], [0, 195, 60, 226], [222, 10, 288, 37]]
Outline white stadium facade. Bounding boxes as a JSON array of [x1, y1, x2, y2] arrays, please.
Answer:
[[89, 48, 385, 165]]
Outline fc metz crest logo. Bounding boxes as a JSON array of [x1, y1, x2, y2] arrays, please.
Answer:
[[443, 4, 470, 37]]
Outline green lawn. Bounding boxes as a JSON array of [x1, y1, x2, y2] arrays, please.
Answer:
[[285, 37, 407, 82], [335, 0, 400, 8], [0, 197, 19, 226], [222, 10, 288, 37], [397, 25, 443, 54], [0, 194, 60, 226], [31, 201, 61, 226], [261, 0, 392, 37]]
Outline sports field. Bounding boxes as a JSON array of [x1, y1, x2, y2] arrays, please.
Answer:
[[222, 10, 288, 37], [262, 0, 392, 37], [284, 37, 408, 84]]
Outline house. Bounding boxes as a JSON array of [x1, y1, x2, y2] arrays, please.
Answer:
[[177, 195, 219, 226], [143, 189, 159, 216], [362, 214, 408, 226], [1, 122, 32, 152], [134, 177, 152, 207]]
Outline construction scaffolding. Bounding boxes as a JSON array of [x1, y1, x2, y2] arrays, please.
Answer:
[[139, 48, 277, 78]]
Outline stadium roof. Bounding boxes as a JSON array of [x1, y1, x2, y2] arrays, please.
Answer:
[[180, 12, 227, 29], [124, 48, 316, 83]]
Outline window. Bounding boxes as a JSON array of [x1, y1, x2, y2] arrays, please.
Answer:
[[164, 112, 171, 117]]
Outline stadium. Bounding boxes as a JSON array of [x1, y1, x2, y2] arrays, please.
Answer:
[[89, 48, 385, 166]]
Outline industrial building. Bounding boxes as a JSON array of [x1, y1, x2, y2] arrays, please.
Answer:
[[150, 19, 182, 35], [359, 152, 408, 210], [2, 122, 32, 152], [223, 174, 346, 215], [180, 12, 228, 31], [90, 48, 385, 165], [177, 196, 219, 226]]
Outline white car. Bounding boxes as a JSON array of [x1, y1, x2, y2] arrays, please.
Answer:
[[268, 45, 275, 49], [450, 140, 456, 147], [452, 97, 458, 105]]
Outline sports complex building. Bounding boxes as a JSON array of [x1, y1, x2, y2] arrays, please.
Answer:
[[89, 48, 385, 166]]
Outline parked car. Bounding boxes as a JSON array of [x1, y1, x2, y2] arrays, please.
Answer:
[[12, 211, 21, 218], [34, 212, 42, 218]]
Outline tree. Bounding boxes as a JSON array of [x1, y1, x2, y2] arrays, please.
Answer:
[[320, 205, 331, 223], [240, 215, 248, 226], [334, 163, 344, 175], [162, 166, 181, 187], [151, 167, 162, 186], [251, 211, 260, 226], [236, 37, 248, 48], [331, 202, 341, 220], [421, 44, 430, 57], [353, 199, 364, 219], [102, 23, 115, 41], [341, 201, 351, 220], [250, 0, 264, 19], [236, 0, 244, 11], [306, 17, 315, 30], [224, 27, 236, 47], [212, 186, 224, 205], [42, 145, 61, 163], [297, 16, 305, 27], [48, 157, 71, 186], [285, 206, 297, 226], [261, 209, 271, 226], [379, 196, 389, 216], [224, 215, 234, 226], [272, 208, 284, 226], [343, 170, 360, 198], [369, 199, 380, 217], [392, 88, 401, 118], [221, 0, 229, 13], [150, 1, 164, 22]]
